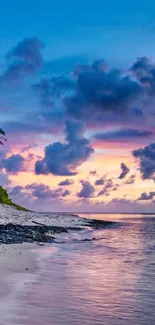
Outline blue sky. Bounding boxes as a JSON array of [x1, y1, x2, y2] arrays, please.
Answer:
[[1, 0, 155, 67], [1, 1, 155, 212]]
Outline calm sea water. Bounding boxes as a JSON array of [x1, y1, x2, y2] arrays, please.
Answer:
[[13, 214, 155, 324]]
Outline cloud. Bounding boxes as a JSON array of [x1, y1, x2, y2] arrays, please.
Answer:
[[125, 174, 136, 184], [132, 143, 155, 179], [33, 57, 145, 127], [119, 163, 130, 179], [138, 191, 155, 200], [33, 76, 76, 108], [109, 198, 131, 205], [98, 179, 113, 196], [93, 129, 152, 143], [112, 184, 119, 191], [25, 183, 70, 199], [130, 57, 155, 92], [90, 170, 97, 175], [95, 177, 105, 185], [65, 63, 143, 121], [0, 171, 11, 187], [3, 37, 44, 81], [9, 185, 24, 196], [77, 180, 95, 198], [58, 179, 74, 186], [35, 120, 94, 176], [20, 144, 38, 153], [2, 154, 25, 174]]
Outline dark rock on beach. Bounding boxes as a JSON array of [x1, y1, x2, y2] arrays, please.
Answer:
[[0, 218, 116, 245], [88, 219, 115, 229], [0, 223, 83, 244]]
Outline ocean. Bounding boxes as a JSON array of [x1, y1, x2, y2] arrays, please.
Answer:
[[9, 214, 155, 325]]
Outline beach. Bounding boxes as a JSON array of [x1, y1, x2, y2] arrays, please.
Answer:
[[0, 209, 155, 324], [0, 204, 111, 324], [0, 243, 38, 324]]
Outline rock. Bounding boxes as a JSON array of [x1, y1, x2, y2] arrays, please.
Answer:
[[88, 219, 115, 229], [0, 223, 82, 244]]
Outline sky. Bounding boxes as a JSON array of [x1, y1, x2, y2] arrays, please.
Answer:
[[1, 0, 155, 212]]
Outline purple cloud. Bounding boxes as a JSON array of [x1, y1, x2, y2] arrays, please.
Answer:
[[77, 180, 95, 198], [95, 177, 105, 185], [93, 129, 152, 143], [125, 174, 136, 184], [98, 179, 113, 196], [58, 179, 74, 186], [138, 192, 155, 201], [3, 37, 44, 81], [119, 163, 130, 179], [132, 143, 155, 179], [25, 183, 70, 199], [2, 154, 25, 175], [35, 120, 94, 176], [90, 170, 97, 175]]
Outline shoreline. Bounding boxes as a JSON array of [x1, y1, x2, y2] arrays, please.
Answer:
[[0, 243, 40, 324], [0, 204, 115, 244], [0, 204, 116, 323]]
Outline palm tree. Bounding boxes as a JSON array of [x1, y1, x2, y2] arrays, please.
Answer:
[[0, 129, 6, 145]]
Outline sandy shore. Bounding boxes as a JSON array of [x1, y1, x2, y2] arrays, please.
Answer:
[[0, 243, 38, 324], [0, 204, 86, 227], [0, 205, 113, 323]]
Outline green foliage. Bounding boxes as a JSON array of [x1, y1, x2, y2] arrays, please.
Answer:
[[0, 186, 30, 211], [0, 186, 12, 204]]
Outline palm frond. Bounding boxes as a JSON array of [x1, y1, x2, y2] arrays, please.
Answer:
[[0, 129, 5, 136]]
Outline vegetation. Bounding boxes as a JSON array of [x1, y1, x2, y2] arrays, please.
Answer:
[[0, 186, 30, 211], [0, 128, 7, 145], [0, 129, 29, 211]]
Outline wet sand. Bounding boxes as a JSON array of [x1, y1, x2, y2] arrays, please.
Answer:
[[0, 243, 38, 325]]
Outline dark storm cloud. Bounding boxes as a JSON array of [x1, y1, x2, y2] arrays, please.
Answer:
[[25, 183, 70, 199], [35, 120, 94, 176], [65, 65, 143, 120], [33, 57, 144, 125], [29, 55, 155, 146], [58, 179, 74, 186], [2, 154, 25, 174], [132, 143, 155, 179], [33, 76, 76, 108], [130, 57, 153, 80], [77, 180, 95, 198], [3, 37, 44, 81], [95, 177, 105, 186], [93, 129, 152, 142], [119, 163, 130, 179], [130, 57, 155, 93], [138, 191, 155, 201]]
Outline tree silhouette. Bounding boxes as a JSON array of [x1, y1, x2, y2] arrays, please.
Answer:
[[0, 129, 6, 145]]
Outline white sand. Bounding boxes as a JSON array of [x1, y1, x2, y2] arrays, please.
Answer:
[[0, 243, 39, 324], [0, 204, 86, 227]]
